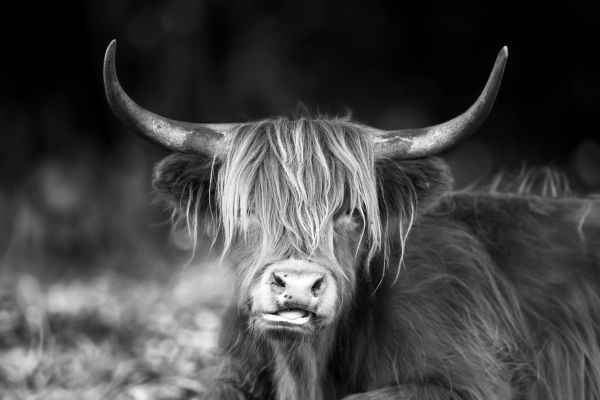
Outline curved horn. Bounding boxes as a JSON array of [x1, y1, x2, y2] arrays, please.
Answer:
[[373, 46, 508, 159], [103, 39, 235, 155]]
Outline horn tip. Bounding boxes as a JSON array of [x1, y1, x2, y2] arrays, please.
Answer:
[[500, 46, 509, 58], [104, 40, 119, 81], [105, 39, 117, 58], [103, 39, 120, 103]]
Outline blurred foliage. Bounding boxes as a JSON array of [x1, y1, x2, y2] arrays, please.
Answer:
[[0, 265, 231, 399]]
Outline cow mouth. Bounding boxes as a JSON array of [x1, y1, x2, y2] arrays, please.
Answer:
[[262, 309, 314, 325]]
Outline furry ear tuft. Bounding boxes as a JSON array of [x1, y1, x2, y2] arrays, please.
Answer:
[[152, 153, 219, 235], [374, 156, 452, 271], [376, 157, 452, 216]]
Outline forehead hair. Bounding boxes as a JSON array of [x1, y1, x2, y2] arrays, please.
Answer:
[[217, 116, 381, 262]]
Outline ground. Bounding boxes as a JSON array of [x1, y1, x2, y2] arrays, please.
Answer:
[[0, 262, 231, 400]]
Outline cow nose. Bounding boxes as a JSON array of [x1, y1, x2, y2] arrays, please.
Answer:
[[271, 271, 327, 301]]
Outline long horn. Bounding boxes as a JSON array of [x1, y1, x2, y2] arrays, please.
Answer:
[[103, 39, 235, 155], [373, 46, 508, 159]]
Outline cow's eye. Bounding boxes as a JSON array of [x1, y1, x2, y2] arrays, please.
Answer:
[[335, 210, 363, 231], [347, 209, 364, 222], [336, 207, 359, 218]]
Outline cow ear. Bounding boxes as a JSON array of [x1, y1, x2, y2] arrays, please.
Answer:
[[152, 153, 218, 223], [376, 157, 452, 216]]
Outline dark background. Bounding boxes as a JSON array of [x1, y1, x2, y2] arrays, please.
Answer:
[[1, 0, 599, 276]]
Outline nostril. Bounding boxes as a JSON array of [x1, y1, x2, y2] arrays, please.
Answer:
[[272, 273, 286, 288], [311, 277, 324, 297]]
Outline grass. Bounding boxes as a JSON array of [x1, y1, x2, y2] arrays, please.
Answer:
[[0, 261, 232, 400]]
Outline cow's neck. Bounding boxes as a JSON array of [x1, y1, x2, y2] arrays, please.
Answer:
[[270, 327, 336, 400]]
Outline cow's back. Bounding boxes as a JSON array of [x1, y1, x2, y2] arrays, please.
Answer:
[[440, 192, 600, 305], [437, 191, 600, 400]]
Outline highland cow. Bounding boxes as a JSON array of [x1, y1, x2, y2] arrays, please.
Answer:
[[104, 40, 600, 400]]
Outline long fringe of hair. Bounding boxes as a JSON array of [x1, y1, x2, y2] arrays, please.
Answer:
[[209, 117, 391, 302], [217, 117, 380, 258], [154, 116, 436, 285]]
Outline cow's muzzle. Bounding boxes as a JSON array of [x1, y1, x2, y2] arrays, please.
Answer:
[[250, 259, 338, 334]]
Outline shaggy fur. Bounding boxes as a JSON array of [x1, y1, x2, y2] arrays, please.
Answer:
[[152, 116, 600, 400]]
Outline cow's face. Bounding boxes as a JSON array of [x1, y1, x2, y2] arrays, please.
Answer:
[[153, 118, 452, 340], [214, 119, 379, 339]]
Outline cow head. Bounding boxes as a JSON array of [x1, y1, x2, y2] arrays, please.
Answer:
[[103, 40, 507, 340]]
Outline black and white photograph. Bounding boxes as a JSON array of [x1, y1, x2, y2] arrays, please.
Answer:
[[1, 1, 599, 399]]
